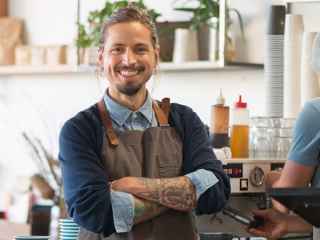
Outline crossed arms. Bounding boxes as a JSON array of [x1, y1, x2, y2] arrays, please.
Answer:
[[111, 176, 197, 224]]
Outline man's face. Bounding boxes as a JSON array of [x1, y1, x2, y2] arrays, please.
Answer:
[[99, 21, 159, 96]]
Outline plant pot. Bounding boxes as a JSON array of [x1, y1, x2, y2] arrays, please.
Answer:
[[78, 47, 98, 65], [0, 0, 7, 17], [173, 28, 199, 63], [197, 23, 210, 61], [197, 18, 219, 61], [0, 18, 23, 65], [87, 46, 99, 65], [156, 21, 190, 62], [225, 36, 236, 62]]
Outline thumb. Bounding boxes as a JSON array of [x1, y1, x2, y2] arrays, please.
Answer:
[[251, 209, 266, 217]]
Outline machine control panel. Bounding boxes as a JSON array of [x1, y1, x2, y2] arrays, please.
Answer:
[[223, 163, 243, 178], [223, 159, 285, 194]]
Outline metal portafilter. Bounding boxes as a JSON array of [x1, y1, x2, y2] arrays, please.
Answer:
[[222, 206, 265, 229]]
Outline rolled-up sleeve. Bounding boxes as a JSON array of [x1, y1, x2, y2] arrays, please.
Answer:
[[177, 108, 231, 215], [185, 169, 219, 200], [110, 191, 134, 233], [59, 117, 116, 236], [288, 101, 320, 166]]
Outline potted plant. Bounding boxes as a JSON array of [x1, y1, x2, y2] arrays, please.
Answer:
[[76, 0, 161, 65], [173, 0, 244, 61]]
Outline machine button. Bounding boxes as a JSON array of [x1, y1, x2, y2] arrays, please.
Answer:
[[240, 178, 248, 191]]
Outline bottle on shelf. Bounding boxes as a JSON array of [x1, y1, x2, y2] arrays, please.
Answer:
[[230, 95, 250, 158]]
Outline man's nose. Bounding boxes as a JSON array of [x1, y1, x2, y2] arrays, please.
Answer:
[[123, 49, 137, 64]]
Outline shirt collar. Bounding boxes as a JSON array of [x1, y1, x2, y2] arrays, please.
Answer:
[[103, 90, 154, 126]]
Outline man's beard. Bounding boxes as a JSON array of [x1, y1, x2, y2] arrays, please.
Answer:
[[115, 72, 152, 96], [116, 82, 144, 96]]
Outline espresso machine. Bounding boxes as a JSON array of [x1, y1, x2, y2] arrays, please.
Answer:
[[196, 157, 285, 239]]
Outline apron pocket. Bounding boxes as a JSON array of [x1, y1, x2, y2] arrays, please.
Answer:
[[159, 162, 181, 177]]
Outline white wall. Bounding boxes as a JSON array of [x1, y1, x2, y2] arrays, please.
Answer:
[[0, 0, 266, 212], [0, 69, 265, 206]]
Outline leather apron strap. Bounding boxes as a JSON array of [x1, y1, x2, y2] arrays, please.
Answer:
[[97, 100, 119, 147], [152, 98, 171, 127], [159, 97, 171, 121], [96, 97, 171, 147]]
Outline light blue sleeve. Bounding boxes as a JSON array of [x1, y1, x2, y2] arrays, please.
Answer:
[[288, 100, 320, 166], [110, 191, 134, 233], [185, 169, 219, 200]]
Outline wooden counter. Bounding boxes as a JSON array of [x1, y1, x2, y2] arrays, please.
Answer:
[[0, 220, 30, 240]]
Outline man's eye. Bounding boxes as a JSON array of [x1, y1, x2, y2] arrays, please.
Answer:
[[111, 48, 122, 54], [136, 47, 148, 53]]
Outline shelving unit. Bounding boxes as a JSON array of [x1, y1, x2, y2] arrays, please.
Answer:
[[77, 0, 227, 67], [0, 0, 272, 76]]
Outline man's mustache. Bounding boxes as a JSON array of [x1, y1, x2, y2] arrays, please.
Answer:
[[115, 64, 145, 72]]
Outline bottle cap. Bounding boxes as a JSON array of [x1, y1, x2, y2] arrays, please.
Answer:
[[216, 89, 225, 106], [235, 95, 247, 108]]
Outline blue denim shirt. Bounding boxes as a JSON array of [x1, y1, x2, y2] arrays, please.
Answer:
[[104, 91, 219, 233]]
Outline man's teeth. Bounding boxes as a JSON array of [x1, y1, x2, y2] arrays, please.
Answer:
[[120, 70, 139, 77]]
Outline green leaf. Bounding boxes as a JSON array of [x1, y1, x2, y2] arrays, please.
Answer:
[[76, 0, 161, 48], [228, 8, 245, 38], [174, 7, 197, 12]]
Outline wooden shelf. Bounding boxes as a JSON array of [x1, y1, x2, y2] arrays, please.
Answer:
[[160, 61, 223, 71], [78, 62, 228, 72], [160, 62, 263, 71], [0, 62, 263, 76], [0, 65, 79, 75], [286, 0, 320, 2]]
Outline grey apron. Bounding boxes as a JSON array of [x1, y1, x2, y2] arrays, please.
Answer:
[[312, 166, 320, 240], [78, 98, 198, 240]]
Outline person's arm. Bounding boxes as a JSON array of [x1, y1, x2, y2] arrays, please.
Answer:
[[172, 105, 231, 214], [248, 209, 312, 239], [269, 161, 315, 213], [132, 195, 168, 224], [111, 176, 197, 211], [59, 116, 116, 236], [271, 101, 319, 212], [250, 101, 319, 239], [274, 161, 315, 187], [278, 100, 320, 187]]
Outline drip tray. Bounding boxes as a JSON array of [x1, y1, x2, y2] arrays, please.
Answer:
[[199, 233, 236, 240], [199, 233, 266, 240]]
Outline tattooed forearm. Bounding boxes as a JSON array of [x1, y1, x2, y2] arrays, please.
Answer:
[[133, 196, 168, 224], [111, 176, 197, 211], [133, 177, 196, 211]]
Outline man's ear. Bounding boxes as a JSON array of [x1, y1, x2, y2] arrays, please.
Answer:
[[154, 46, 160, 65], [97, 47, 104, 66]]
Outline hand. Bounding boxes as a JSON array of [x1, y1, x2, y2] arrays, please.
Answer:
[[247, 209, 289, 239], [111, 177, 141, 193]]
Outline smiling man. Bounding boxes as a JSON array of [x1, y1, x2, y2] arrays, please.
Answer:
[[59, 4, 230, 240]]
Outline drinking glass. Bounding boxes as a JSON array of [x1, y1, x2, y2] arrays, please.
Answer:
[[275, 136, 292, 159], [251, 126, 272, 158]]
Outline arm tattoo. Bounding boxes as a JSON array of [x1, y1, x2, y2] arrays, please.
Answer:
[[133, 177, 196, 211], [133, 196, 167, 224]]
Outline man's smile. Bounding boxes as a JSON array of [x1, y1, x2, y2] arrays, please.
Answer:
[[116, 65, 145, 79]]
